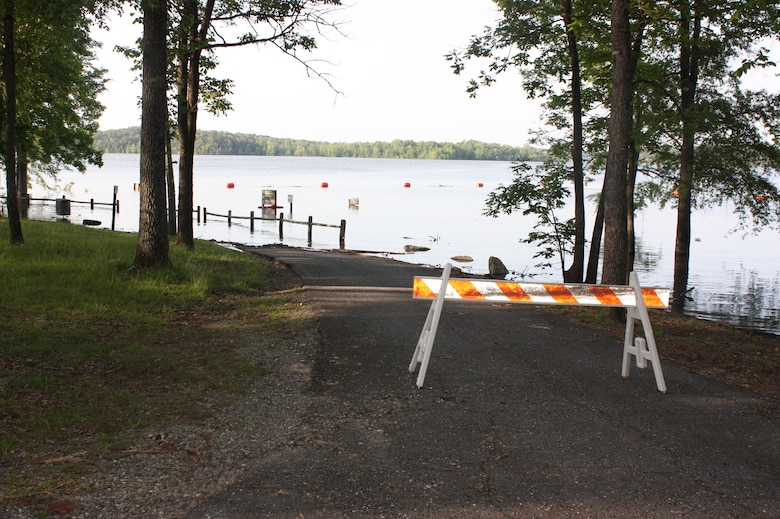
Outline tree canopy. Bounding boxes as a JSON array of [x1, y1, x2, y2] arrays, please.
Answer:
[[94, 127, 548, 161]]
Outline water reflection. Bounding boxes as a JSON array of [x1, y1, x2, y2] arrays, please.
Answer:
[[687, 268, 779, 334], [634, 237, 663, 272]]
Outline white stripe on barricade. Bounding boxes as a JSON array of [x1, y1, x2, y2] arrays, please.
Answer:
[[409, 264, 669, 393]]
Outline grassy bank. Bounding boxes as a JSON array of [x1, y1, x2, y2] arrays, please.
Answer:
[[0, 219, 305, 502]]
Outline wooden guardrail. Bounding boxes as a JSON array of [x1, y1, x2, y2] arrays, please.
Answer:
[[197, 206, 346, 249]]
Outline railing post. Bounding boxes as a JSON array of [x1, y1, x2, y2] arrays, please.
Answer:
[[203, 208, 207, 223], [111, 186, 118, 231], [250, 211, 255, 232], [196, 205, 201, 223], [307, 216, 313, 246], [228, 210, 232, 227], [279, 213, 284, 240], [90, 198, 95, 210], [339, 219, 346, 249]]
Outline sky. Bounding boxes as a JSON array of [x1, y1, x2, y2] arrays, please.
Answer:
[[92, 0, 542, 147]]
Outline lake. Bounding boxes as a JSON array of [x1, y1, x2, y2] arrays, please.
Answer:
[[24, 153, 780, 335]]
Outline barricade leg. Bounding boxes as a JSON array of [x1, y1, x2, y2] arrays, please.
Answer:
[[621, 272, 667, 393], [409, 263, 451, 387]]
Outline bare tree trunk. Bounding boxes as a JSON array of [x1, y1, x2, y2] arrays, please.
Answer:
[[601, 0, 632, 285], [562, 0, 585, 283], [585, 196, 604, 284], [627, 141, 639, 271], [175, 0, 196, 249], [671, 0, 700, 312], [2, 3, 23, 244], [134, 0, 170, 268], [176, 0, 215, 249], [16, 159, 28, 218], [166, 133, 177, 236]]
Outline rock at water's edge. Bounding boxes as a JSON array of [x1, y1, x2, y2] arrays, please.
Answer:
[[450, 255, 474, 263], [404, 245, 431, 253], [488, 256, 508, 279]]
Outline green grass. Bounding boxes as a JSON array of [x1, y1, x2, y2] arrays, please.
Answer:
[[0, 218, 306, 501]]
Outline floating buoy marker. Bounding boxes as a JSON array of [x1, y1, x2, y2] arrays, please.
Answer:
[[321, 182, 329, 188], [403, 182, 411, 188], [226, 182, 235, 189], [476, 182, 483, 188]]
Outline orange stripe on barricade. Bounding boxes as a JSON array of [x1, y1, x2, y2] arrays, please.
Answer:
[[641, 288, 665, 308], [589, 285, 623, 306], [498, 282, 532, 302], [450, 279, 484, 300], [544, 284, 577, 304], [413, 277, 437, 299]]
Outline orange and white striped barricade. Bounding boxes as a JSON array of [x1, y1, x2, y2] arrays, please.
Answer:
[[409, 264, 670, 392]]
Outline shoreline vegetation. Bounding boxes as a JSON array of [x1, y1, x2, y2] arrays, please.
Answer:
[[94, 127, 548, 162], [0, 219, 777, 512]]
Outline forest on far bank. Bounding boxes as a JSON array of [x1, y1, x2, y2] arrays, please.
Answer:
[[93, 127, 547, 162]]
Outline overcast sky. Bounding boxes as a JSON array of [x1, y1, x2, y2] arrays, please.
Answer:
[[91, 0, 543, 147]]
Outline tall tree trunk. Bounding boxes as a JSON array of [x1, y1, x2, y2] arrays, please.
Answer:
[[672, 1, 700, 312], [16, 159, 28, 218], [176, 0, 196, 249], [176, 0, 215, 249], [562, 0, 585, 283], [2, 3, 22, 244], [134, 0, 170, 268], [627, 140, 639, 271], [601, 0, 632, 285], [166, 132, 177, 236], [585, 196, 604, 284]]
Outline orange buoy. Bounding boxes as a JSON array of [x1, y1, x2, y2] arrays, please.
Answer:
[[226, 182, 235, 189], [476, 182, 484, 188], [321, 182, 329, 188], [403, 182, 411, 188]]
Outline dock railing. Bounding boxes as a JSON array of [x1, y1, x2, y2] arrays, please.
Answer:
[[198, 206, 346, 249]]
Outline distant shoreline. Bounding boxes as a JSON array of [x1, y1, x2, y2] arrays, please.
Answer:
[[94, 127, 548, 162]]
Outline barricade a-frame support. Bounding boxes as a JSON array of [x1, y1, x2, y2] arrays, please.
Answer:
[[622, 272, 667, 392], [409, 264, 668, 393], [408, 263, 452, 389]]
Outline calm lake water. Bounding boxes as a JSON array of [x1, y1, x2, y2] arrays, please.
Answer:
[[26, 153, 780, 335]]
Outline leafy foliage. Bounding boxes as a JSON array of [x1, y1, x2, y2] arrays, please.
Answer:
[[484, 162, 576, 274]]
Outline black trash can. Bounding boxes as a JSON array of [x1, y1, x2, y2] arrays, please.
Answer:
[[56, 197, 71, 216]]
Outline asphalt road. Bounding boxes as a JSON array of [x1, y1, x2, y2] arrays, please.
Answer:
[[188, 247, 779, 518]]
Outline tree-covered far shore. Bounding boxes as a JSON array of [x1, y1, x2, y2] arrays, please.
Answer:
[[94, 127, 547, 162]]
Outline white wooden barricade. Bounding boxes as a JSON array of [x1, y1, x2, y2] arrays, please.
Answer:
[[409, 263, 671, 392]]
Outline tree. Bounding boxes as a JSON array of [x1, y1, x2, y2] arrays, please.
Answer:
[[1, 0, 105, 244], [634, 0, 780, 310], [600, 0, 633, 285], [448, 0, 610, 282], [2, 0, 22, 244], [134, 0, 170, 268], [173, 0, 343, 249]]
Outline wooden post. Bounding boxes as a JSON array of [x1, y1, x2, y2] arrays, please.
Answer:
[[90, 198, 95, 210], [250, 211, 255, 232], [111, 186, 118, 231], [339, 219, 346, 249], [203, 208, 207, 223], [196, 205, 201, 223], [307, 216, 313, 246], [279, 213, 284, 240], [228, 210, 232, 227]]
